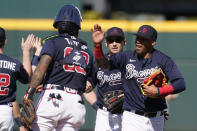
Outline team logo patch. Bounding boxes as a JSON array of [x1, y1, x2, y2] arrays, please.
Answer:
[[140, 28, 148, 33], [129, 59, 136, 62], [111, 29, 119, 35]]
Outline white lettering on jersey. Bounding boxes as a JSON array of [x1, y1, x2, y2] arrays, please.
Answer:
[[64, 38, 79, 46], [125, 64, 159, 82], [0, 60, 16, 71], [97, 71, 121, 86]]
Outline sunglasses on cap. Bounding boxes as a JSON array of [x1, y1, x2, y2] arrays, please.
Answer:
[[107, 38, 123, 43]]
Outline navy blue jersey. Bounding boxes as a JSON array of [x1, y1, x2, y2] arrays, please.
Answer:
[[109, 49, 186, 112], [0, 54, 29, 104], [40, 33, 94, 92], [93, 54, 124, 107]]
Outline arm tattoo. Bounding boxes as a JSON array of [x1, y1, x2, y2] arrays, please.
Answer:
[[30, 55, 52, 89]]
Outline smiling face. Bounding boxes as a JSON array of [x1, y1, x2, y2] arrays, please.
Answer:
[[105, 36, 125, 55], [135, 36, 155, 58]]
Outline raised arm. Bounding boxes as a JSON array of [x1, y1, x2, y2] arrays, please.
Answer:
[[31, 36, 42, 72], [24, 54, 52, 100], [30, 55, 51, 89], [92, 24, 110, 69], [21, 34, 34, 77]]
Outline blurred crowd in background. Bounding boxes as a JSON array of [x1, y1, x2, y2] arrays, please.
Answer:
[[82, 0, 197, 20]]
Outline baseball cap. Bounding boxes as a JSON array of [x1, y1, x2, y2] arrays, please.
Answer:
[[0, 27, 6, 41], [134, 25, 157, 41], [105, 27, 125, 40]]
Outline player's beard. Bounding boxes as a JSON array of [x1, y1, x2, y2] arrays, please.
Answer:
[[137, 51, 146, 59]]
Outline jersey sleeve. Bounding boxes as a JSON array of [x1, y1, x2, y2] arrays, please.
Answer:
[[88, 61, 99, 88], [16, 64, 30, 84], [40, 39, 56, 59], [85, 51, 97, 88], [161, 56, 186, 93], [109, 51, 126, 71]]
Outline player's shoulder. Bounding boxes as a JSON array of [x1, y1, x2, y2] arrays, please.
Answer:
[[0, 54, 21, 64], [42, 33, 60, 45], [76, 37, 87, 46], [118, 50, 134, 57], [153, 49, 174, 64], [153, 49, 171, 59]]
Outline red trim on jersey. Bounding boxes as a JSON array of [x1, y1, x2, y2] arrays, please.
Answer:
[[94, 44, 104, 59], [159, 85, 174, 96]]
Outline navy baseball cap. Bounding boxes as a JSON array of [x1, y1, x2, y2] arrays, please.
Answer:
[[134, 25, 157, 41], [0, 27, 6, 41], [105, 27, 125, 40]]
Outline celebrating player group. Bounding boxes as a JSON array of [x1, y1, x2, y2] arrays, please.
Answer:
[[0, 4, 186, 131]]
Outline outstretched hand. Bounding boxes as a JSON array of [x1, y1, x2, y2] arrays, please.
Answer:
[[21, 34, 35, 52], [33, 37, 42, 56], [91, 24, 105, 45]]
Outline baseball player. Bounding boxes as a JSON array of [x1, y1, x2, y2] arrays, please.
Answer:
[[24, 5, 94, 131], [93, 24, 186, 131], [0, 27, 31, 131], [92, 27, 126, 131]]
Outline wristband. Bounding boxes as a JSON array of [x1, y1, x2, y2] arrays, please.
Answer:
[[31, 55, 39, 66], [92, 102, 98, 111], [159, 85, 174, 96], [94, 44, 104, 59], [14, 117, 22, 127]]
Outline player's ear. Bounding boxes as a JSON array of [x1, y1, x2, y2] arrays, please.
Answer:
[[123, 40, 127, 46], [152, 41, 156, 46], [105, 41, 108, 47]]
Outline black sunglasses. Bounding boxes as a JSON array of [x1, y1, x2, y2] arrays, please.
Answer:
[[107, 38, 123, 43]]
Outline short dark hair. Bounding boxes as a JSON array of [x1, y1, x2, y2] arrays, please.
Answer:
[[0, 41, 5, 48], [0, 27, 6, 48], [56, 21, 80, 37]]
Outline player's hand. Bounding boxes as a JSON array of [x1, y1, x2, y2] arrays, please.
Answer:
[[85, 81, 93, 93], [142, 84, 158, 98], [36, 84, 43, 93], [91, 24, 104, 45], [21, 34, 35, 53], [33, 37, 42, 56], [164, 110, 169, 120]]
